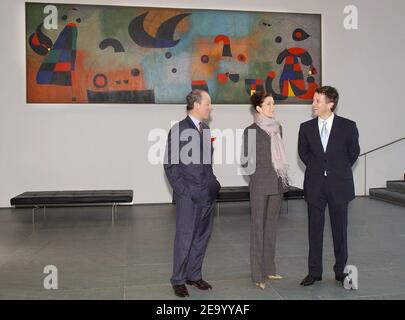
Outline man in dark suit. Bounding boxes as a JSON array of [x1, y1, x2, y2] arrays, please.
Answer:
[[164, 89, 221, 298], [298, 86, 360, 286]]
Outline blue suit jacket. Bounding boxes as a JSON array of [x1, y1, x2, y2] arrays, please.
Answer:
[[164, 115, 221, 204], [298, 115, 360, 204]]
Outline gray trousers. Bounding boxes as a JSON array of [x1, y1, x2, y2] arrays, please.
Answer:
[[250, 194, 282, 283], [171, 193, 215, 285]]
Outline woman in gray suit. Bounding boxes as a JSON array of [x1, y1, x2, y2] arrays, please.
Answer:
[[241, 92, 289, 289]]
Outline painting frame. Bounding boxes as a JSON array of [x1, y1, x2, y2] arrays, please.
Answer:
[[25, 1, 322, 105]]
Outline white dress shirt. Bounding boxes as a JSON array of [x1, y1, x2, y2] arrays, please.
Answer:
[[318, 112, 334, 176], [318, 112, 334, 139], [188, 113, 202, 129]]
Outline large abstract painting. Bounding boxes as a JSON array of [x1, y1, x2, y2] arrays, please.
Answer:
[[26, 2, 322, 104]]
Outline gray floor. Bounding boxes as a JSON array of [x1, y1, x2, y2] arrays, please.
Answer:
[[0, 197, 404, 300]]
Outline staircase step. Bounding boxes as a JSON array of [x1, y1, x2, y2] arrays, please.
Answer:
[[387, 181, 405, 194], [369, 188, 405, 207]]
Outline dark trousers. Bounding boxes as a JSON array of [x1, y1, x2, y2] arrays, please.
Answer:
[[307, 177, 349, 278], [171, 193, 215, 285]]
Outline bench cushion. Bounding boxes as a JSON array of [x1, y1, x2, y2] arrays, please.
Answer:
[[217, 186, 250, 202], [217, 186, 304, 202], [284, 186, 305, 199], [173, 186, 304, 203], [10, 190, 133, 206]]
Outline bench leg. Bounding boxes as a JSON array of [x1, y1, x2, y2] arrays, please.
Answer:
[[283, 199, 289, 214], [32, 206, 39, 225], [43, 206, 46, 220], [217, 202, 220, 219], [111, 203, 118, 225]]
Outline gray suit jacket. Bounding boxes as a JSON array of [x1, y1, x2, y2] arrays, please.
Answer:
[[242, 123, 285, 196], [164, 116, 221, 204]]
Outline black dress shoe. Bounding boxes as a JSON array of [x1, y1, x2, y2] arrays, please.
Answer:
[[300, 274, 322, 286], [186, 279, 213, 290], [172, 284, 189, 298], [335, 273, 349, 284]]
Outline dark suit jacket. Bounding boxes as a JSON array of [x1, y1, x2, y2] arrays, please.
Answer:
[[298, 114, 360, 204], [164, 115, 221, 204], [242, 123, 285, 196]]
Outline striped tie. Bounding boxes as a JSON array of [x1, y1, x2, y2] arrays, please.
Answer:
[[198, 122, 203, 134]]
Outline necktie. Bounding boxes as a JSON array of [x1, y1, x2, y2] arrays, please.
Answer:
[[198, 121, 203, 134], [321, 120, 329, 152]]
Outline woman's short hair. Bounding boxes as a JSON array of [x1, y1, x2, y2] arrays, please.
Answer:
[[250, 92, 273, 113]]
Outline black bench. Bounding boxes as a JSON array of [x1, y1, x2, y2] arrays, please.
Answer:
[[172, 186, 304, 216], [10, 190, 133, 224], [216, 186, 304, 216]]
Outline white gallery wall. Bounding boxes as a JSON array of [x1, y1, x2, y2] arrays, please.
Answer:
[[0, 0, 404, 207]]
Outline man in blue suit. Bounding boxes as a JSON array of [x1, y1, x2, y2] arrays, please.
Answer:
[[164, 89, 221, 297], [298, 86, 360, 286]]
